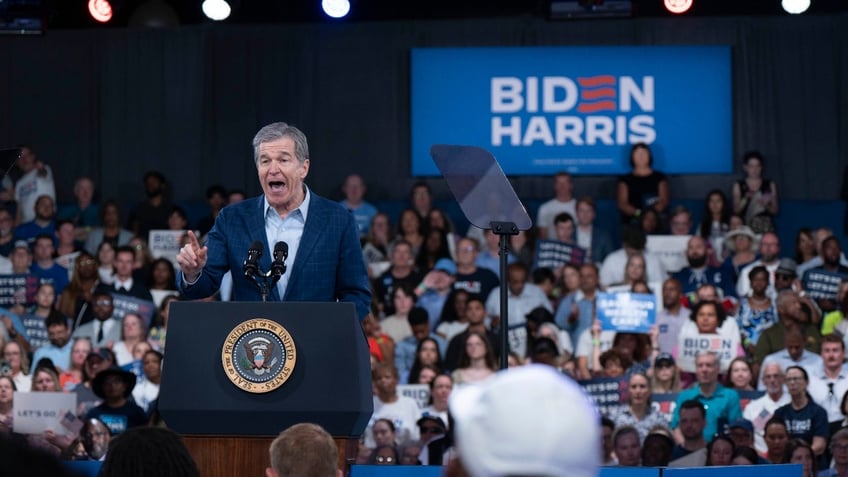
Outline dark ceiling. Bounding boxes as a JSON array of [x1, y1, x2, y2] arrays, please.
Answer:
[[25, 0, 848, 29]]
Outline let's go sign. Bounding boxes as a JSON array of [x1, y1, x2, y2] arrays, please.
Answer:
[[411, 46, 731, 176]]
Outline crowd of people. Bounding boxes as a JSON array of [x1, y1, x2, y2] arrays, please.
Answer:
[[1, 140, 847, 475]]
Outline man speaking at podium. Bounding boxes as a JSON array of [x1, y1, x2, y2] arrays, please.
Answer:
[[176, 122, 371, 320]]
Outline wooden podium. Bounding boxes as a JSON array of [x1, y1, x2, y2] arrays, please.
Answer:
[[183, 436, 359, 477], [159, 302, 373, 476]]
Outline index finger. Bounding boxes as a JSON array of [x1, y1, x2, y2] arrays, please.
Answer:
[[187, 230, 201, 250]]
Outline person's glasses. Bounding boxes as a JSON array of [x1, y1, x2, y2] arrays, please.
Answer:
[[833, 443, 848, 452], [785, 376, 805, 383], [375, 456, 395, 464], [420, 426, 443, 434]]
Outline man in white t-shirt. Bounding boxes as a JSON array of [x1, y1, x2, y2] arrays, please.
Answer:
[[12, 145, 55, 224], [536, 172, 576, 240]]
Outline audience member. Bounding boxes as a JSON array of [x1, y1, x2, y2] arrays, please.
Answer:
[[409, 182, 432, 221], [446, 364, 599, 477], [373, 240, 423, 317], [744, 361, 790, 454], [672, 236, 736, 299], [642, 432, 675, 467], [79, 417, 111, 461], [415, 258, 456, 330], [755, 290, 822, 366], [669, 206, 694, 236], [452, 237, 499, 302], [614, 425, 642, 467], [450, 332, 497, 386], [785, 439, 817, 477], [30, 311, 72, 373], [600, 225, 665, 287], [366, 363, 421, 448], [807, 334, 848, 432], [0, 207, 15, 257], [617, 142, 669, 224], [59, 337, 91, 391], [656, 278, 689, 353], [670, 400, 708, 463], [194, 184, 226, 236], [14, 194, 57, 243], [99, 426, 199, 477], [444, 297, 498, 371], [671, 352, 742, 443], [85, 366, 146, 435], [608, 371, 669, 441], [575, 196, 614, 264], [339, 174, 378, 238], [699, 189, 731, 255], [821, 428, 848, 477], [721, 226, 758, 283], [705, 435, 735, 466], [30, 233, 69, 295], [737, 231, 782, 299], [774, 366, 829, 458], [266, 422, 339, 477], [73, 291, 122, 348], [127, 171, 171, 239], [485, 261, 550, 333], [732, 150, 779, 233], [57, 176, 100, 243], [3, 340, 31, 391], [84, 200, 134, 255], [536, 172, 576, 240], [406, 337, 443, 385], [13, 145, 56, 225]]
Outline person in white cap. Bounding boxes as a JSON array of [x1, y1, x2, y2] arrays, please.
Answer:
[[446, 364, 600, 477]]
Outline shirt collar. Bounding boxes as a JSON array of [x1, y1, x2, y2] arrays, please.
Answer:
[[263, 185, 310, 222]]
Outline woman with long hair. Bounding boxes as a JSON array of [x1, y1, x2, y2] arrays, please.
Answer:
[[724, 357, 755, 391], [699, 189, 731, 252], [147, 258, 178, 308], [785, 439, 816, 477], [362, 212, 393, 277], [451, 332, 497, 385], [435, 289, 469, 343], [732, 151, 779, 232], [395, 208, 425, 256], [112, 313, 149, 366], [381, 284, 416, 344], [415, 228, 452, 273], [149, 294, 179, 351], [795, 228, 817, 268], [422, 374, 452, 426], [3, 340, 31, 391], [57, 251, 100, 326], [406, 337, 443, 385], [96, 240, 117, 286], [651, 353, 681, 394], [59, 337, 92, 391], [608, 372, 669, 441], [0, 375, 15, 435]]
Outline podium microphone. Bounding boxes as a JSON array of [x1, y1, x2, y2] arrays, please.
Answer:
[[270, 241, 288, 282], [243, 241, 263, 279]]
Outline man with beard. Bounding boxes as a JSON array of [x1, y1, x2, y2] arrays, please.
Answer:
[[754, 290, 823, 367], [672, 236, 736, 299], [14, 194, 56, 243], [30, 313, 73, 373], [656, 278, 690, 353], [737, 231, 782, 298], [803, 236, 848, 312], [80, 418, 111, 461], [127, 171, 171, 239]]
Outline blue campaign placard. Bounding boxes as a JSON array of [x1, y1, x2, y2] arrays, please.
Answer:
[[596, 292, 656, 333], [663, 464, 801, 477], [802, 268, 847, 300], [411, 46, 731, 176]]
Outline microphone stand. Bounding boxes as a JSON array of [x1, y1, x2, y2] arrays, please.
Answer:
[[245, 263, 286, 303]]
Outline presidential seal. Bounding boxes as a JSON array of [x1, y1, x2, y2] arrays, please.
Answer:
[[221, 318, 296, 393]]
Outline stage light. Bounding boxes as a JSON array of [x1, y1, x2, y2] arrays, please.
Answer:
[[782, 0, 810, 14], [663, 0, 693, 14], [202, 0, 231, 21], [88, 0, 113, 23], [322, 0, 350, 18]]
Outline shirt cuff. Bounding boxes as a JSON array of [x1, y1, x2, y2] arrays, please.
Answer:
[[182, 271, 202, 287]]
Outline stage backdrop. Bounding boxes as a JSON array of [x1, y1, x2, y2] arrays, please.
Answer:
[[411, 46, 732, 176]]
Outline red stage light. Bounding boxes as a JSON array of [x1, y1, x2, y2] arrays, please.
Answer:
[[88, 0, 113, 23], [664, 0, 693, 14]]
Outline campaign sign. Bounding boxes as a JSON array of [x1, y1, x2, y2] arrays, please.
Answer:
[[677, 333, 736, 373], [149, 230, 188, 266], [397, 384, 430, 409], [507, 322, 528, 358], [802, 269, 847, 301], [13, 391, 77, 436], [533, 239, 586, 270], [411, 46, 731, 176], [0, 273, 39, 306], [597, 292, 656, 334], [646, 235, 690, 274], [578, 376, 628, 416], [111, 294, 156, 327], [650, 393, 679, 423]]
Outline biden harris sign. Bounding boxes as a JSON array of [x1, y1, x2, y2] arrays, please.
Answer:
[[410, 46, 731, 176]]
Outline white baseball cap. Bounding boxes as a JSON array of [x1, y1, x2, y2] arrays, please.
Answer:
[[449, 365, 600, 477]]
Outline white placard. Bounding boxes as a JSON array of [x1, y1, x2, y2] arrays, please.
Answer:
[[12, 391, 77, 436], [646, 234, 690, 273], [148, 229, 189, 266], [676, 333, 737, 373], [397, 384, 430, 409]]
